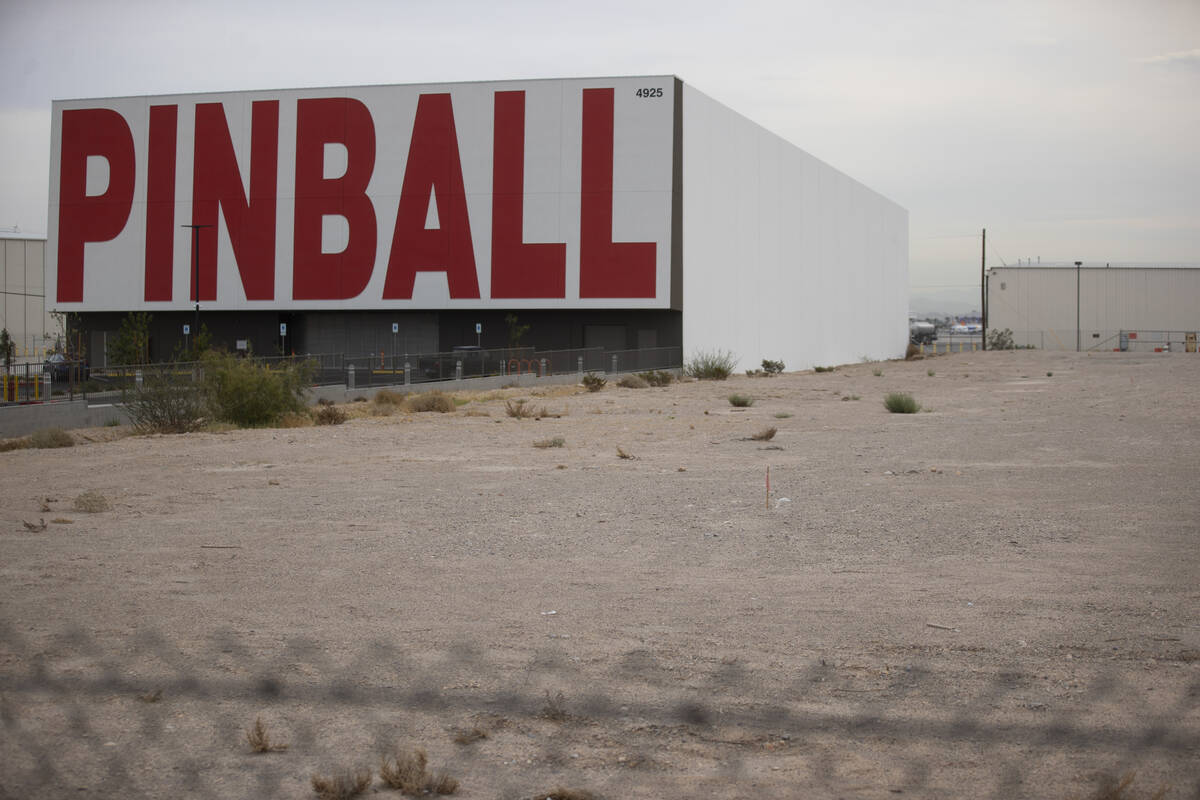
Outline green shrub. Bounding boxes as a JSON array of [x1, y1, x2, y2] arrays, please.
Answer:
[[883, 392, 921, 414], [202, 352, 314, 428], [406, 391, 455, 413], [986, 328, 1016, 350], [761, 359, 785, 375], [728, 393, 754, 408], [29, 427, 74, 449], [813, 365, 835, 373], [685, 349, 738, 380], [125, 366, 207, 434], [872, 368, 883, 377], [617, 374, 649, 389], [581, 373, 606, 392]]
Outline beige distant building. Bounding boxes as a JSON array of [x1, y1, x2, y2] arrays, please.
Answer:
[[1, 233, 55, 363], [987, 265, 1200, 352]]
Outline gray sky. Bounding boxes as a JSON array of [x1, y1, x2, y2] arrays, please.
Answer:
[[2, 0, 1197, 312]]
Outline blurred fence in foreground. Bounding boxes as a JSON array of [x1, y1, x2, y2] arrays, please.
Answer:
[[1, 625, 1196, 799]]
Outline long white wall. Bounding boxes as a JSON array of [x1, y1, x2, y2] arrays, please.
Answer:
[[987, 267, 1200, 350], [680, 85, 908, 371]]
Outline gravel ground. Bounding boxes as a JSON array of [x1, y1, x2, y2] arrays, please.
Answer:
[[1, 350, 1198, 800]]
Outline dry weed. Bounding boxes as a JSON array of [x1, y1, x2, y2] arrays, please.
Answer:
[[29, 427, 74, 448], [616, 374, 648, 389], [430, 773, 459, 795], [452, 727, 488, 745], [313, 404, 348, 425], [506, 399, 545, 418], [616, 446, 635, 460], [525, 789, 595, 800], [462, 408, 490, 417], [72, 490, 110, 513], [1073, 772, 1169, 800], [539, 690, 569, 721], [407, 391, 456, 413], [138, 688, 163, 703], [51, 517, 73, 524], [379, 747, 458, 795], [374, 388, 407, 406], [0, 437, 31, 452], [533, 437, 565, 449], [277, 411, 313, 428], [311, 768, 371, 800], [379, 748, 427, 793], [246, 716, 287, 753]]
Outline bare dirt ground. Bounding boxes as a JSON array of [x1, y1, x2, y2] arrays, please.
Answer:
[[1, 350, 1198, 800]]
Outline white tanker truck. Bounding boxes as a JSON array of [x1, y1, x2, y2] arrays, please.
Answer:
[[909, 320, 937, 345]]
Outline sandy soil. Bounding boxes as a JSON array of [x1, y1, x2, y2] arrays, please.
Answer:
[[1, 350, 1197, 800]]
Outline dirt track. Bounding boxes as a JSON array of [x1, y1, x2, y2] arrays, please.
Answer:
[[1, 350, 1198, 799]]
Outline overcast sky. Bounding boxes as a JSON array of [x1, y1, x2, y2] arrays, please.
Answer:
[[2, 0, 1197, 312]]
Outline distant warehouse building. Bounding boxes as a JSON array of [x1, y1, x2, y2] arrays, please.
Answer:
[[1, 232, 54, 361], [47, 76, 907, 370], [987, 265, 1200, 352]]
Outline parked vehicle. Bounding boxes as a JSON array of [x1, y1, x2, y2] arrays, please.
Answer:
[[909, 321, 937, 345]]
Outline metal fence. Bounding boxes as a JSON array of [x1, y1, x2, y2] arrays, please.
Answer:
[[0, 625, 1195, 798], [345, 346, 682, 390], [2, 346, 685, 405], [1118, 330, 1200, 353]]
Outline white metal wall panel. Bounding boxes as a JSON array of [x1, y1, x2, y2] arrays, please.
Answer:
[[0, 237, 51, 357], [988, 267, 1200, 350], [680, 85, 908, 370]]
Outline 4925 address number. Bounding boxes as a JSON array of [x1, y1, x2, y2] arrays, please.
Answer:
[[635, 87, 664, 98]]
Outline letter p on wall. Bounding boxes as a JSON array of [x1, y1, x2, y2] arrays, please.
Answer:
[[56, 108, 136, 302]]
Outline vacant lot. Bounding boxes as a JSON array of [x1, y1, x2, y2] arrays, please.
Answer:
[[1, 350, 1197, 799]]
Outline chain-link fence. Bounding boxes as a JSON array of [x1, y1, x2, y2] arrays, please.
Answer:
[[2, 623, 1196, 799], [6, 347, 686, 403]]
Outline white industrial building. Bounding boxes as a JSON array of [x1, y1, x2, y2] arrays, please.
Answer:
[[1, 233, 54, 362], [987, 265, 1200, 352], [47, 76, 907, 370]]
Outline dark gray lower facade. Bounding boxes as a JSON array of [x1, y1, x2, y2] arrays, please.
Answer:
[[75, 309, 683, 367]]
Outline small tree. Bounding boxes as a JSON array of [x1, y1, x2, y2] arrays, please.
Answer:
[[107, 312, 153, 365], [0, 328, 13, 371], [505, 313, 530, 348], [172, 323, 213, 362]]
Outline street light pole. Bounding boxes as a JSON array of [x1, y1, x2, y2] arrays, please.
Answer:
[[182, 224, 213, 345], [1075, 261, 1082, 352]]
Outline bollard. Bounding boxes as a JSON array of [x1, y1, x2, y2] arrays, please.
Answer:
[[135, 369, 143, 389], [577, 356, 584, 375], [404, 362, 411, 386], [611, 354, 618, 374], [347, 363, 356, 390], [455, 360, 463, 381], [540, 358, 547, 377]]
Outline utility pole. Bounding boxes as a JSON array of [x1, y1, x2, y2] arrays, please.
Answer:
[[181, 224, 212, 342], [981, 228, 987, 351], [1075, 261, 1082, 352]]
